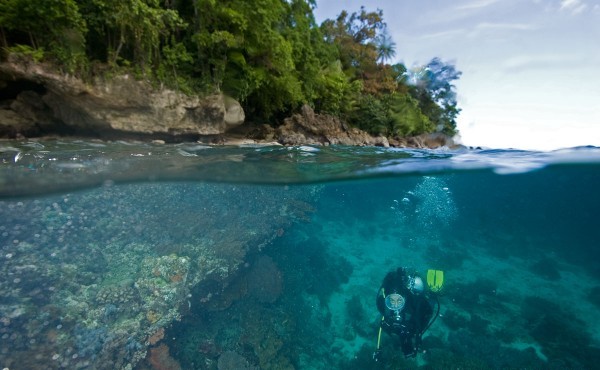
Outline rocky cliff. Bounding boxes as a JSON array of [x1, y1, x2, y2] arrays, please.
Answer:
[[0, 59, 245, 140]]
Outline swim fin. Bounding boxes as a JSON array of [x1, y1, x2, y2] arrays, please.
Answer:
[[427, 269, 444, 293]]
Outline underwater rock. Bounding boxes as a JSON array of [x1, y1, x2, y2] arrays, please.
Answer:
[[467, 313, 491, 336], [148, 343, 181, 370], [529, 257, 561, 281], [147, 327, 165, 346], [95, 284, 139, 305], [446, 329, 543, 369], [240, 307, 294, 370], [197, 255, 283, 311], [135, 255, 191, 326], [449, 278, 498, 311], [247, 255, 283, 304], [587, 286, 600, 308], [440, 309, 469, 331], [217, 351, 256, 370]]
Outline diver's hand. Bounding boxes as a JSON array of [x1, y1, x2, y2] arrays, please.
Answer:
[[372, 350, 382, 362]]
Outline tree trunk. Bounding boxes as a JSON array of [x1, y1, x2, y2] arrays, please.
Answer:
[[113, 38, 124, 65], [0, 27, 7, 49]]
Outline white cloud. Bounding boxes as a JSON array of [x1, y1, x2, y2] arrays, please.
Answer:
[[502, 53, 581, 71], [559, 0, 588, 14], [422, 0, 504, 25], [475, 22, 537, 31], [413, 20, 536, 42], [417, 29, 465, 40], [455, 0, 501, 10]]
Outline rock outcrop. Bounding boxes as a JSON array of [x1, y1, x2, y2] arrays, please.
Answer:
[[0, 59, 244, 139], [223, 107, 459, 149], [389, 132, 458, 149], [275, 104, 390, 147]]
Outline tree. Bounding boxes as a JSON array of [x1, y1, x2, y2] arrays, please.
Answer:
[[376, 32, 396, 65], [385, 93, 434, 136], [409, 58, 462, 135], [234, 0, 304, 119], [350, 94, 389, 135], [188, 0, 246, 89], [281, 0, 333, 105], [414, 58, 461, 107], [321, 7, 399, 95], [0, 0, 87, 70], [75, 0, 186, 73], [321, 7, 384, 74], [314, 60, 361, 116], [348, 92, 433, 137]]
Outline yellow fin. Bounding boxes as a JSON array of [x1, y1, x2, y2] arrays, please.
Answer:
[[427, 269, 444, 292]]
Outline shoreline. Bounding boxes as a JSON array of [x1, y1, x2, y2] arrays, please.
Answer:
[[0, 131, 462, 150], [0, 61, 463, 150]]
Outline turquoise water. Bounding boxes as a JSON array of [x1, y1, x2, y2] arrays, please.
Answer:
[[1, 141, 600, 369]]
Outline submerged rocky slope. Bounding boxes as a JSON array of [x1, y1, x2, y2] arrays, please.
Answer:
[[0, 182, 318, 369]]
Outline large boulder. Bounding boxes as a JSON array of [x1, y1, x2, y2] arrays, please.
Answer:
[[390, 132, 459, 149], [276, 105, 389, 147], [0, 60, 245, 138]]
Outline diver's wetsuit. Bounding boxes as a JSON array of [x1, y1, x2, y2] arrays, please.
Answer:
[[376, 268, 434, 357]]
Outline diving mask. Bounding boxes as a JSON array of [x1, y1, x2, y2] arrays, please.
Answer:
[[384, 293, 405, 312]]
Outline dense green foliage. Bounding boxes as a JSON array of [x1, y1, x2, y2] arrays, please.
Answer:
[[0, 0, 461, 136]]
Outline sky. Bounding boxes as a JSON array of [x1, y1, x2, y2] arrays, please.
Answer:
[[313, 0, 600, 150]]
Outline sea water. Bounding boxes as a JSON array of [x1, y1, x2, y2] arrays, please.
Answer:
[[1, 140, 599, 370]]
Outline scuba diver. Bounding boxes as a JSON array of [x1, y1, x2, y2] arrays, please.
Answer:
[[373, 267, 443, 361]]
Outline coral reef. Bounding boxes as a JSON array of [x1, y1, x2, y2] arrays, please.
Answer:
[[246, 255, 283, 304], [217, 351, 257, 370], [148, 344, 181, 370], [147, 328, 165, 346], [168, 223, 359, 370], [0, 182, 318, 369], [239, 306, 294, 370]]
